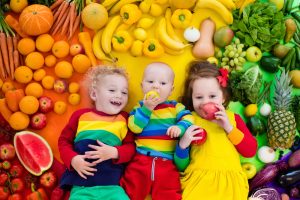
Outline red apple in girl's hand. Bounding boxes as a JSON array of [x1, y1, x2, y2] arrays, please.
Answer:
[[191, 128, 207, 145], [200, 102, 219, 120]]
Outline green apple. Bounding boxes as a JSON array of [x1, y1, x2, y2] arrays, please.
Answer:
[[246, 46, 262, 62], [269, 0, 284, 10], [242, 162, 257, 179]]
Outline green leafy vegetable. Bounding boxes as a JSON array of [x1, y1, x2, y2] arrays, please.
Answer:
[[231, 2, 286, 52], [229, 66, 263, 105]]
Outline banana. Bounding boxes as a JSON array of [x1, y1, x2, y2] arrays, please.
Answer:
[[162, 44, 185, 56], [93, 29, 115, 63], [217, 0, 236, 10], [137, 17, 155, 29], [194, 0, 233, 25], [102, 0, 119, 9], [165, 8, 181, 42], [235, 0, 245, 8], [239, 0, 256, 14], [101, 15, 121, 54], [109, 0, 142, 15], [157, 18, 188, 51]]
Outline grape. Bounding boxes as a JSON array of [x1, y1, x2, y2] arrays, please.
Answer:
[[240, 52, 246, 57], [235, 38, 240, 44], [228, 51, 235, 58], [227, 45, 233, 51], [222, 57, 229, 62]]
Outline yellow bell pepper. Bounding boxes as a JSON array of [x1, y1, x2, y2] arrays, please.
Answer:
[[112, 30, 133, 52], [120, 4, 142, 25], [143, 38, 164, 58], [171, 9, 192, 29]]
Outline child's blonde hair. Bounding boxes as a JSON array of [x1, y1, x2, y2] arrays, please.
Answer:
[[84, 65, 128, 95]]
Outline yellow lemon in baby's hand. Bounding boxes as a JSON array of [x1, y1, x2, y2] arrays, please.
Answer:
[[146, 91, 160, 99]]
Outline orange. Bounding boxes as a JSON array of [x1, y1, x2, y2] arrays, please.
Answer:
[[25, 52, 44, 70], [0, 79, 3, 88], [33, 69, 46, 81], [81, 3, 108, 30], [52, 40, 70, 58], [2, 81, 15, 93], [9, 111, 30, 130], [25, 82, 44, 98], [72, 54, 91, 74], [14, 66, 33, 84], [10, 0, 28, 13], [68, 82, 80, 93], [68, 93, 81, 105], [36, 34, 54, 52], [41, 75, 55, 89], [44, 55, 57, 67], [19, 96, 39, 115], [17, 37, 35, 55], [55, 61, 73, 79], [54, 101, 67, 115]]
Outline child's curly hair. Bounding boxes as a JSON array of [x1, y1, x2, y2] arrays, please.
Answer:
[[84, 65, 128, 95], [181, 61, 231, 111]]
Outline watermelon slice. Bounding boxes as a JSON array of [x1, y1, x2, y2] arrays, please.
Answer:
[[14, 131, 53, 176]]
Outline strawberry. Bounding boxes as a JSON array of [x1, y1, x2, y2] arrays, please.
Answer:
[[10, 178, 24, 193], [40, 171, 57, 188], [0, 173, 8, 186], [0, 186, 10, 200], [9, 165, 23, 178]]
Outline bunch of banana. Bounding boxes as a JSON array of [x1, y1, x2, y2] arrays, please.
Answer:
[[194, 0, 233, 25], [157, 18, 189, 54], [101, 15, 121, 54], [92, 29, 116, 63], [239, 0, 256, 14], [101, 0, 119, 10], [165, 8, 181, 42], [217, 0, 236, 10]]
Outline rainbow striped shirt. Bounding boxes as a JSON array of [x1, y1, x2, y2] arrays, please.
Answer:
[[128, 100, 194, 160]]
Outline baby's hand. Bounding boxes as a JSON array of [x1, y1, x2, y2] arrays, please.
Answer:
[[179, 125, 203, 149], [85, 140, 118, 165], [71, 155, 97, 179], [214, 104, 233, 133], [167, 126, 181, 138], [143, 94, 161, 110]]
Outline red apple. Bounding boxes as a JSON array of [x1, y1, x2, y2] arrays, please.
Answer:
[[10, 178, 24, 193], [191, 128, 207, 145], [200, 102, 219, 120], [30, 113, 47, 130], [2, 161, 11, 170], [53, 79, 68, 94], [39, 96, 54, 113], [69, 44, 84, 56], [40, 171, 57, 188], [0, 144, 15, 160]]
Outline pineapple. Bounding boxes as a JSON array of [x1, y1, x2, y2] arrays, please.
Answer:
[[267, 69, 296, 149]]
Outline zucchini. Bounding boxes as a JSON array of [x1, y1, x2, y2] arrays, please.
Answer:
[[259, 56, 281, 73]]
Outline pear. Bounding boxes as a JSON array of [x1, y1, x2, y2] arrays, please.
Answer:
[[272, 44, 291, 59], [285, 18, 297, 43]]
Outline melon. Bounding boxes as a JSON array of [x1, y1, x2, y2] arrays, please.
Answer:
[[14, 131, 53, 176]]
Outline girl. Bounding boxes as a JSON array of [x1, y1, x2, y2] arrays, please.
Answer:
[[58, 66, 135, 200], [174, 61, 257, 200]]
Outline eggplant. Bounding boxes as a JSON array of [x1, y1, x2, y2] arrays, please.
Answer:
[[288, 149, 300, 168], [249, 162, 288, 191], [279, 170, 300, 187], [290, 186, 300, 198]]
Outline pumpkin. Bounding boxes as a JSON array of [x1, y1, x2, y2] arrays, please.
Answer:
[[19, 4, 53, 36]]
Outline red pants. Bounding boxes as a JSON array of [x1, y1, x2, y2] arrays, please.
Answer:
[[120, 154, 181, 200]]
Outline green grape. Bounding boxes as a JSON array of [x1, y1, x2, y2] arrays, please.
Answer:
[[237, 48, 243, 54], [223, 65, 230, 70], [234, 58, 239, 64], [222, 57, 229, 62], [240, 52, 246, 57], [229, 60, 235, 67], [238, 57, 245, 63], [226, 45, 233, 51], [216, 51, 223, 58], [236, 66, 243, 71], [234, 53, 239, 58], [235, 38, 240, 44], [228, 51, 235, 58], [221, 62, 227, 66]]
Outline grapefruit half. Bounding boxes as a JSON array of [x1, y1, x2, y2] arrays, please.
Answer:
[[14, 131, 53, 176]]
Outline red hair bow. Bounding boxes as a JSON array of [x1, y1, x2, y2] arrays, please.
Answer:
[[217, 68, 229, 88]]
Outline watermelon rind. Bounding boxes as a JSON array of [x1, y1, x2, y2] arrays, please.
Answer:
[[13, 131, 53, 176]]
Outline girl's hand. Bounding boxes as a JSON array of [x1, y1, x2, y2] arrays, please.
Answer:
[[143, 94, 161, 110], [179, 125, 203, 149], [85, 140, 118, 165], [213, 104, 233, 134], [71, 155, 97, 179], [167, 126, 181, 138]]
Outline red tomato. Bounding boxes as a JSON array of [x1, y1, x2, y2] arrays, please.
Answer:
[[8, 194, 22, 200], [0, 186, 10, 200], [191, 128, 207, 145], [10, 178, 24, 193], [0, 173, 8, 186], [9, 165, 23, 178]]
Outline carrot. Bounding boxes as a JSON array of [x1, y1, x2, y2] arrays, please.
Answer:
[[0, 48, 6, 79], [52, 7, 70, 35], [69, 2, 76, 38], [7, 36, 14, 80], [4, 15, 29, 38], [69, 13, 81, 40], [0, 32, 10, 77], [60, 11, 71, 36], [54, 0, 69, 24], [13, 51, 19, 70], [12, 35, 18, 51], [19, 53, 24, 66], [50, 0, 64, 10]]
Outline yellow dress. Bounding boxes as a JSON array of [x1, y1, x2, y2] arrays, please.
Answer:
[[180, 111, 249, 200]]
